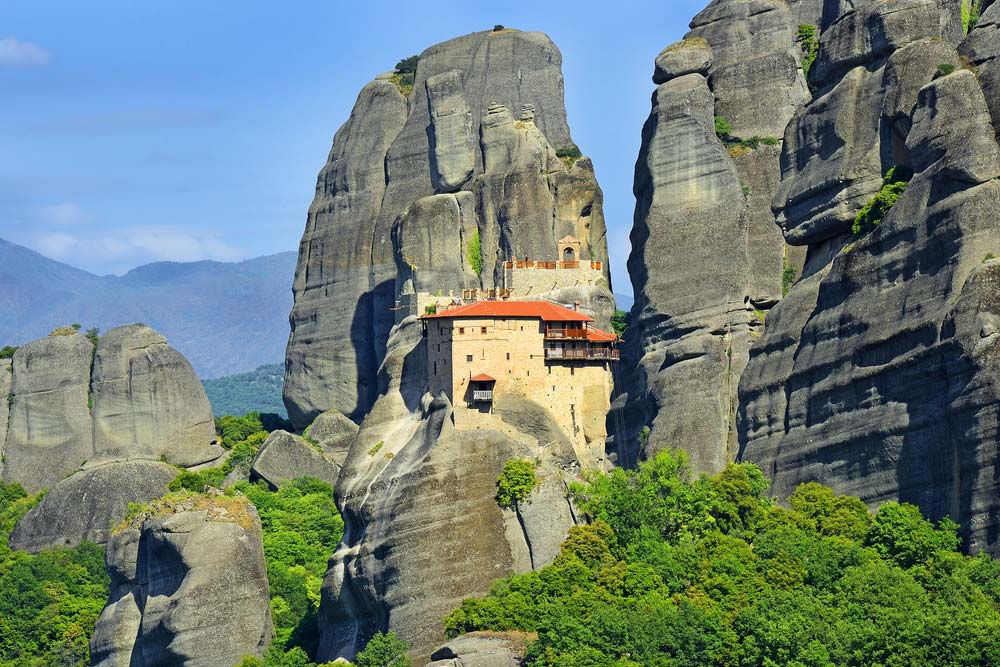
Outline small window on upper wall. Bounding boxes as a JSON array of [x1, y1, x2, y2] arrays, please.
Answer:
[[459, 327, 465, 335], [481, 327, 487, 334], [466, 354, 473, 362], [506, 352, 510, 360]]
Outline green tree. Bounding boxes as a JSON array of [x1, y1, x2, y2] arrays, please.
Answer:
[[610, 311, 628, 337], [495, 459, 537, 508], [355, 631, 411, 667]]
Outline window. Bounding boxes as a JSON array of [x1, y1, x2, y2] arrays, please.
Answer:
[[466, 354, 473, 362], [570, 367, 575, 376], [433, 361, 437, 375], [459, 327, 465, 335], [506, 352, 510, 360], [481, 327, 487, 334]]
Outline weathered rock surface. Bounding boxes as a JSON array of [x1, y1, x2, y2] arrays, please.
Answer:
[[284, 29, 610, 429], [91, 324, 220, 467], [0, 360, 10, 475], [90, 497, 272, 666], [1, 325, 219, 495], [960, 2, 1000, 137], [316, 318, 586, 663], [306, 409, 359, 466], [250, 429, 340, 488], [427, 632, 530, 666], [617, 0, 817, 472], [738, 0, 1000, 554], [4, 334, 94, 493], [9, 461, 177, 553]]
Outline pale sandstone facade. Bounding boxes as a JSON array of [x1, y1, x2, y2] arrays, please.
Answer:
[[424, 312, 615, 467]]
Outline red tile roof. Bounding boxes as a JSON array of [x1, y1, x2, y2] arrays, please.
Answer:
[[422, 300, 594, 322], [587, 328, 619, 343], [471, 374, 496, 382]]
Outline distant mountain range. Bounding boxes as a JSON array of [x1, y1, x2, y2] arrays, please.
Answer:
[[0, 238, 296, 378]]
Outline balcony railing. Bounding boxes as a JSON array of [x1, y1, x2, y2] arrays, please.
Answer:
[[502, 260, 603, 270], [472, 390, 494, 402], [545, 347, 620, 361], [545, 328, 588, 340]]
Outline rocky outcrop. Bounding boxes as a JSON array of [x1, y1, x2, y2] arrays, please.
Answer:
[[316, 318, 585, 663], [4, 333, 95, 492], [617, 0, 814, 472], [90, 496, 272, 666], [284, 29, 610, 429], [91, 324, 220, 467], [9, 461, 177, 553], [738, 2, 1000, 553], [960, 2, 1000, 137], [428, 632, 531, 666], [306, 409, 359, 466], [250, 429, 340, 488], [0, 360, 11, 471]]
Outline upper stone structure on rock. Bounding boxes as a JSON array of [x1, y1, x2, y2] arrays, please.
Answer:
[[737, 0, 1000, 554], [1, 324, 219, 493], [283, 28, 611, 430]]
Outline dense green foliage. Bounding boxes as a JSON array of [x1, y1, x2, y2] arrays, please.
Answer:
[[234, 478, 344, 658], [203, 364, 288, 418], [392, 55, 418, 96], [714, 116, 733, 138], [797, 24, 819, 79], [610, 311, 629, 338], [852, 166, 912, 238], [0, 482, 109, 666], [445, 451, 1000, 666], [0, 347, 16, 360], [963, 0, 982, 33], [355, 632, 412, 667], [467, 227, 483, 276], [496, 459, 538, 508]]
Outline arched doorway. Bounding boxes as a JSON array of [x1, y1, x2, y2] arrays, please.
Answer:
[[563, 246, 576, 262]]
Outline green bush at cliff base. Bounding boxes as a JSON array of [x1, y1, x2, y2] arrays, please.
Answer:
[[852, 166, 913, 238], [444, 450, 1000, 666], [234, 477, 345, 665], [496, 459, 538, 508], [355, 631, 412, 667], [0, 481, 109, 667]]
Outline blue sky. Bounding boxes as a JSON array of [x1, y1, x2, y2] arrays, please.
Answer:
[[1, 0, 704, 300]]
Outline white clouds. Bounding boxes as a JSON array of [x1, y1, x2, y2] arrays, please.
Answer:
[[37, 202, 94, 227], [0, 37, 53, 67], [7, 203, 246, 274]]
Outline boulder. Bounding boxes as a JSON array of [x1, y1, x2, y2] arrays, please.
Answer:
[[251, 430, 340, 489], [9, 461, 177, 553], [91, 324, 221, 467], [653, 38, 713, 83], [427, 632, 531, 666], [3, 333, 94, 493], [306, 409, 360, 466], [89, 496, 273, 666]]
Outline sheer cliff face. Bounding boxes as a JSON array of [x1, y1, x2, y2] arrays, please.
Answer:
[[621, 0, 812, 472], [738, 1, 1000, 553], [284, 29, 610, 429]]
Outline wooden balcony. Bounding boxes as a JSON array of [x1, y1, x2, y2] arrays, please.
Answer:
[[545, 327, 588, 340], [545, 347, 620, 361], [472, 390, 494, 402]]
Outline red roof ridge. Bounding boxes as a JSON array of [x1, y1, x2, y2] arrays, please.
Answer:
[[421, 299, 594, 322]]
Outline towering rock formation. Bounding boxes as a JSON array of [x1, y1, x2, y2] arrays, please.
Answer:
[[318, 317, 586, 662], [284, 29, 610, 429], [89, 495, 273, 666], [0, 325, 220, 493], [0, 324, 221, 554], [287, 29, 612, 662], [619, 0, 814, 471], [738, 0, 1000, 553]]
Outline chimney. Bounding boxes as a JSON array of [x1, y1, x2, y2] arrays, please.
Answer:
[[574, 302, 580, 312]]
